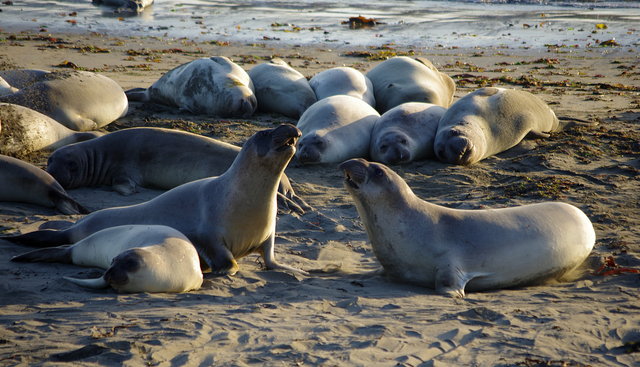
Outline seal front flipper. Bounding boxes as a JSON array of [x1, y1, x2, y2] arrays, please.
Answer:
[[435, 263, 489, 298], [259, 235, 308, 276], [1, 229, 71, 247], [200, 241, 239, 276], [63, 276, 109, 289], [124, 87, 150, 102]]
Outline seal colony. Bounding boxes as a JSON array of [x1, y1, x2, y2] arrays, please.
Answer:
[[0, 53, 598, 297], [3, 124, 305, 276], [340, 158, 595, 297]]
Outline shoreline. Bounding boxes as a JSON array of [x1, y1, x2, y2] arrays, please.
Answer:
[[0, 29, 639, 366]]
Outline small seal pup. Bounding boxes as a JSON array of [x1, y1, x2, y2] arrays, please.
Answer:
[[126, 56, 257, 118], [296, 95, 380, 164], [340, 158, 595, 298], [12, 225, 202, 293], [369, 102, 446, 165], [434, 87, 560, 165], [3, 125, 306, 276], [366, 56, 455, 113], [0, 103, 102, 157], [248, 58, 317, 118], [0, 154, 88, 215], [0, 69, 128, 131], [309, 67, 376, 107], [46, 127, 310, 214]]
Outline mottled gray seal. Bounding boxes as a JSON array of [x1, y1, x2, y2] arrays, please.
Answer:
[[0, 103, 102, 157], [340, 158, 595, 298], [3, 125, 306, 276], [0, 69, 128, 131], [248, 58, 317, 118], [366, 56, 455, 113], [296, 95, 380, 164], [309, 67, 375, 107], [369, 102, 446, 165], [0, 154, 88, 215], [434, 87, 560, 165], [126, 56, 257, 118], [12, 224, 202, 293], [46, 127, 310, 214]]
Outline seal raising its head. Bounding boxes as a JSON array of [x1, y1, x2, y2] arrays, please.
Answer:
[[340, 158, 595, 297]]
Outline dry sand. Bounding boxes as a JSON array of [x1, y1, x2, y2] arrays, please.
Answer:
[[0, 30, 639, 366]]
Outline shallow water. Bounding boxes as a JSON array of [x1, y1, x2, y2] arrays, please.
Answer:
[[1, 0, 638, 49]]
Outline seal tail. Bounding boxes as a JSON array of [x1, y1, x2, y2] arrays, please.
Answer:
[[63, 276, 109, 289], [0, 229, 72, 247], [124, 87, 150, 102], [11, 246, 72, 263]]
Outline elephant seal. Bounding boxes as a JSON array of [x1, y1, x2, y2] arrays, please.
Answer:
[[369, 102, 446, 165], [0, 154, 88, 215], [3, 125, 306, 276], [0, 103, 102, 157], [126, 56, 256, 118], [12, 225, 202, 293], [434, 87, 560, 165], [309, 67, 375, 107], [340, 158, 595, 298], [248, 58, 317, 118], [366, 56, 455, 113], [0, 69, 128, 131], [296, 95, 380, 164], [46, 127, 310, 214]]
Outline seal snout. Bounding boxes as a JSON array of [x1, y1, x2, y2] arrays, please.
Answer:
[[272, 124, 301, 152], [436, 134, 475, 165], [339, 158, 368, 189]]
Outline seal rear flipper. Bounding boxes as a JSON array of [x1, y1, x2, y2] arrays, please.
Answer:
[[11, 246, 72, 263], [525, 130, 551, 139], [52, 194, 91, 215], [0, 229, 72, 247], [63, 276, 109, 289], [124, 87, 150, 102], [435, 264, 481, 298]]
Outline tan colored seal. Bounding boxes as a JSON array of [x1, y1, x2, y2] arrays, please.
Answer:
[[12, 224, 202, 293], [340, 158, 595, 298]]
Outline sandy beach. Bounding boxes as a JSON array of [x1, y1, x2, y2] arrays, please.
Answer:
[[0, 23, 639, 367]]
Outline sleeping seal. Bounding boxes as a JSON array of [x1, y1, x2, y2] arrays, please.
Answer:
[[12, 225, 202, 293], [46, 127, 310, 214], [340, 158, 595, 298], [366, 56, 455, 113], [296, 95, 380, 164], [3, 125, 306, 276], [248, 58, 317, 118], [0, 154, 88, 215], [126, 56, 256, 117], [309, 66, 375, 107], [0, 69, 128, 131], [0, 103, 102, 157], [369, 102, 446, 165], [434, 87, 560, 165]]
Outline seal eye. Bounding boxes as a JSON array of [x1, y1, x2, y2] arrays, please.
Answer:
[[374, 167, 384, 178]]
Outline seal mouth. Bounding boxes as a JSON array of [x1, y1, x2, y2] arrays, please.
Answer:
[[272, 124, 301, 152], [339, 158, 368, 190]]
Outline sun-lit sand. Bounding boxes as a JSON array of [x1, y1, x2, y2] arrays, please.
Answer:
[[0, 14, 639, 366]]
